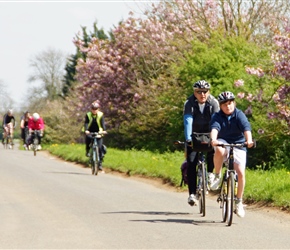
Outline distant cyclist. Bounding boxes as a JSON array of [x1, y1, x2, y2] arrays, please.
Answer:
[[183, 80, 219, 206], [26, 113, 45, 150], [210, 91, 254, 218], [20, 111, 31, 150], [2, 109, 16, 144], [84, 101, 106, 171]]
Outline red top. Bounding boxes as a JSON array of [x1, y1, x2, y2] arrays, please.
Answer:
[[28, 117, 45, 130]]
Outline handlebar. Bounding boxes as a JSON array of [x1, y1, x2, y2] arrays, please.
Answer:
[[173, 140, 185, 145], [89, 131, 107, 138], [216, 140, 256, 148]]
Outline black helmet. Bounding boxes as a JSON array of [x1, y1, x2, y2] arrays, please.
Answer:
[[218, 91, 235, 103], [193, 80, 210, 90]]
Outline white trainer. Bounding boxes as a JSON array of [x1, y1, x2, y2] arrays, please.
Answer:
[[188, 194, 198, 206], [210, 176, 221, 191], [235, 202, 245, 218]]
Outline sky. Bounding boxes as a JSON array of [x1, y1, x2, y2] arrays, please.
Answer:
[[0, 0, 150, 110]]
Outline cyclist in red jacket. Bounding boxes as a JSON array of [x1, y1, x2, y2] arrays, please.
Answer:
[[27, 113, 45, 150]]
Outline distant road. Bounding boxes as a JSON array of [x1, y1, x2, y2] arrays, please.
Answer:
[[0, 144, 289, 249]]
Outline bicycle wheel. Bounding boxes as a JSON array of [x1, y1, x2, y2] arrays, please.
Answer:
[[200, 162, 206, 216], [94, 148, 99, 176], [33, 138, 38, 156], [90, 148, 95, 175], [4, 137, 8, 149], [221, 179, 228, 222], [226, 172, 235, 226], [10, 138, 14, 150]]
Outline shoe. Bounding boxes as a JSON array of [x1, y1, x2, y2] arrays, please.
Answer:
[[235, 202, 245, 218], [210, 175, 221, 191], [208, 172, 215, 185], [188, 194, 198, 206], [37, 145, 42, 150], [24, 144, 28, 150], [86, 152, 90, 157]]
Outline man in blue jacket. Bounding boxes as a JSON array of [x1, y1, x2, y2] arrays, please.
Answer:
[[210, 91, 254, 218], [183, 80, 219, 206]]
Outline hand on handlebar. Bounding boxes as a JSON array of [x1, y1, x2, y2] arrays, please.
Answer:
[[210, 140, 219, 147]]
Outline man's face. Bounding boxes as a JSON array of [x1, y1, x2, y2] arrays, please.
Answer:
[[91, 108, 98, 114], [193, 88, 209, 104]]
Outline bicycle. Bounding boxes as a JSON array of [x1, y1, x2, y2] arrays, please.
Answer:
[[88, 131, 107, 175], [3, 131, 13, 149], [29, 130, 41, 156], [216, 141, 255, 226], [174, 140, 207, 216]]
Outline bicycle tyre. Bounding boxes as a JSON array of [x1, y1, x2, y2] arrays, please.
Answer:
[[93, 148, 98, 176], [33, 138, 38, 156], [4, 137, 8, 149], [226, 172, 235, 226], [221, 179, 227, 222], [201, 162, 206, 216]]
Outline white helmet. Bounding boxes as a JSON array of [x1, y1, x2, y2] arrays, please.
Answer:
[[32, 113, 40, 121]]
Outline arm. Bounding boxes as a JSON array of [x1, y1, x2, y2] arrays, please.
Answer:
[[20, 118, 25, 129], [183, 99, 194, 142], [184, 114, 193, 141], [244, 131, 254, 148], [210, 128, 219, 146], [84, 114, 90, 135]]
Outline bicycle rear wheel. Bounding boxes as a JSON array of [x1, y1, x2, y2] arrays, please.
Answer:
[[226, 172, 235, 226]]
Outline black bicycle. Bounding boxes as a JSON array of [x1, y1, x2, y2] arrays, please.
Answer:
[[216, 141, 255, 226], [174, 140, 207, 216], [88, 131, 107, 175]]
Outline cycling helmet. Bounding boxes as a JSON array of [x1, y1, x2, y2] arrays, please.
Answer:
[[193, 80, 211, 90], [218, 91, 235, 103], [8, 109, 13, 115], [91, 102, 100, 110], [32, 113, 40, 121]]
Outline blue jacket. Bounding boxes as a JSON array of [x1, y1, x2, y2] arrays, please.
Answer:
[[210, 108, 251, 146]]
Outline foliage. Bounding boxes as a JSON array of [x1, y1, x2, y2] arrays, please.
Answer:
[[28, 48, 67, 101]]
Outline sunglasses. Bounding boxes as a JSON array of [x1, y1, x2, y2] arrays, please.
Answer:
[[91, 107, 99, 110], [196, 90, 209, 94]]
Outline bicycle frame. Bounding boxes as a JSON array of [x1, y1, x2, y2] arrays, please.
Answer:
[[217, 142, 245, 226]]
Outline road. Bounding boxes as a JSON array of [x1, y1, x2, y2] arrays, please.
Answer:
[[0, 144, 289, 249]]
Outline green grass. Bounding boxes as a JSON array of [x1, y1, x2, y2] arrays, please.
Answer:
[[44, 143, 290, 212]]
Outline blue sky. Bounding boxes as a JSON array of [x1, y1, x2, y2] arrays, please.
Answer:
[[0, 1, 149, 109]]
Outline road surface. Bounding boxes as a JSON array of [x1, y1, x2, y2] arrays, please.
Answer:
[[0, 145, 289, 249]]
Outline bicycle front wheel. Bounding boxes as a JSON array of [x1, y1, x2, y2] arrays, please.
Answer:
[[226, 172, 235, 226], [200, 162, 206, 217], [94, 148, 99, 176]]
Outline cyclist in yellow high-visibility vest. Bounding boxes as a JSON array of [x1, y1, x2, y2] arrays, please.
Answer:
[[84, 102, 106, 170]]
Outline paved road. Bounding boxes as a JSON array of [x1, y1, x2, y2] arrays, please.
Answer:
[[0, 145, 289, 249]]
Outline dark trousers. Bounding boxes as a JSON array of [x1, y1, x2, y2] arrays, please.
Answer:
[[186, 145, 214, 195]]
